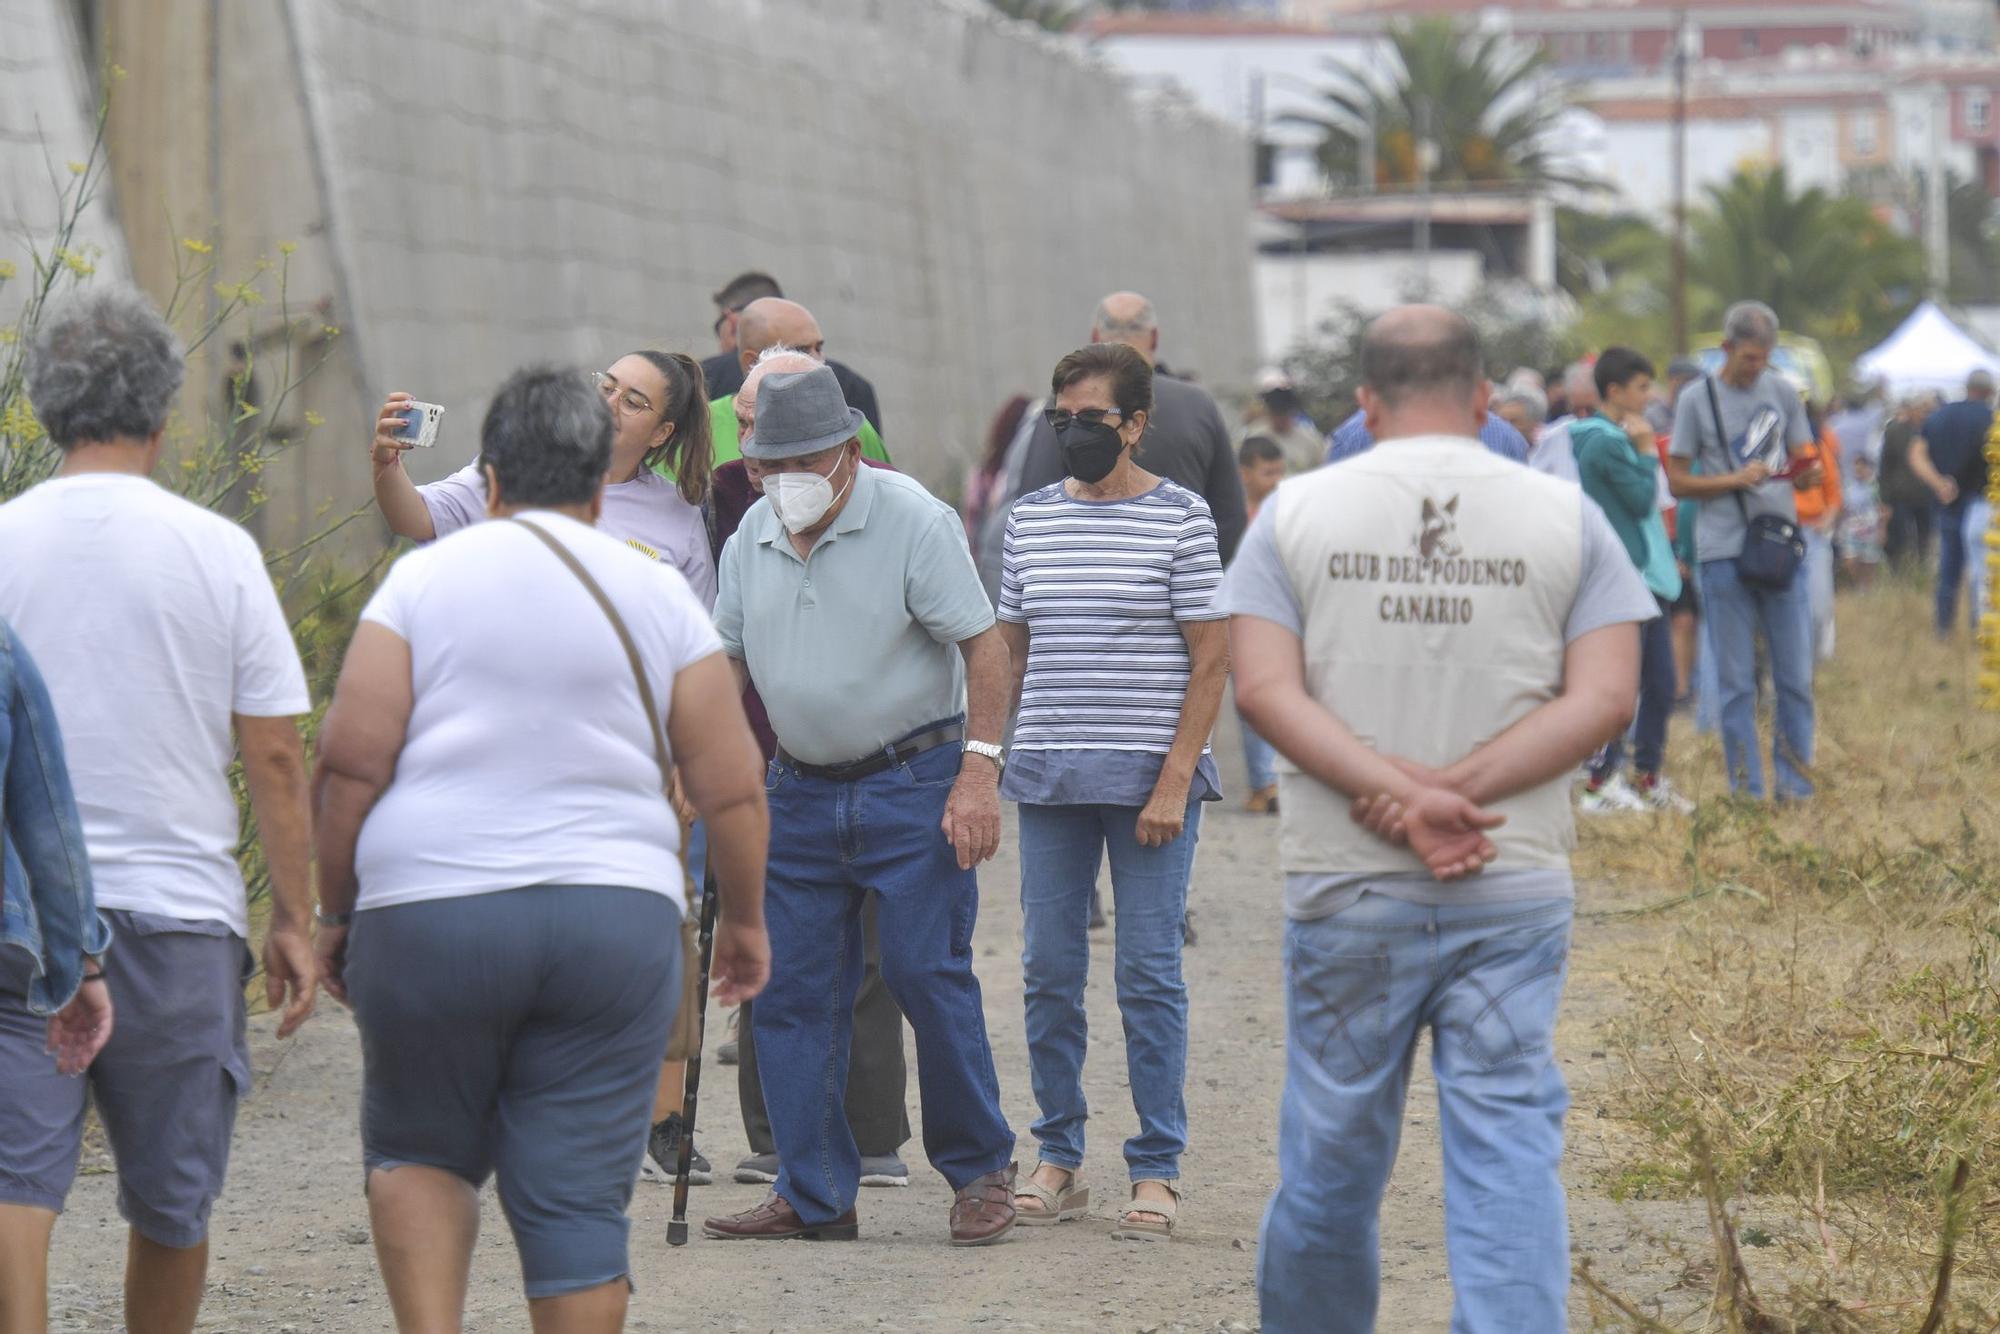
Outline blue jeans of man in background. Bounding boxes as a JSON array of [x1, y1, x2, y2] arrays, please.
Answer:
[[753, 738, 1013, 1225], [1017, 800, 1201, 1183], [1590, 602, 1673, 782], [1803, 525, 1837, 660], [1936, 497, 1975, 637], [1258, 894, 1574, 1334], [1699, 559, 1816, 800]]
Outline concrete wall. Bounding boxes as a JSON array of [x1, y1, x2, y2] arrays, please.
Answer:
[[70, 0, 1253, 546], [0, 0, 130, 323]]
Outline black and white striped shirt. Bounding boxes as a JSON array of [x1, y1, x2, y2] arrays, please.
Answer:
[[998, 480, 1226, 767]]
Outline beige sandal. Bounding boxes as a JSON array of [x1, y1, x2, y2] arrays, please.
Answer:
[[1012, 1164, 1089, 1225], [1111, 1179, 1180, 1242]]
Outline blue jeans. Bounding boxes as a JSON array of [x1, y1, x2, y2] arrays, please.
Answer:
[[1258, 895, 1574, 1334], [1804, 525, 1836, 660], [1240, 714, 1277, 791], [1937, 498, 1973, 636], [1591, 601, 1673, 781], [753, 740, 1012, 1224], [1017, 800, 1201, 1181], [1699, 559, 1816, 800], [1694, 614, 1721, 736]]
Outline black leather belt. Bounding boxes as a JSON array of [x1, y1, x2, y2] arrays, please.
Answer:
[[778, 723, 963, 784]]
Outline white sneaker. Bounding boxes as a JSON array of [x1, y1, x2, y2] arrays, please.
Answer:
[[1633, 774, 1696, 814], [1578, 773, 1649, 814]]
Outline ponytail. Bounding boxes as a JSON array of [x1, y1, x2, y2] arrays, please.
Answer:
[[633, 349, 714, 506]]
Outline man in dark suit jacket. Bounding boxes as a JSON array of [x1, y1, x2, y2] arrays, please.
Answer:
[[1011, 291, 1247, 562], [701, 271, 883, 436]]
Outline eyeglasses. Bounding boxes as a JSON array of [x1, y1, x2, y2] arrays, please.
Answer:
[[588, 369, 656, 418], [1044, 407, 1125, 432]]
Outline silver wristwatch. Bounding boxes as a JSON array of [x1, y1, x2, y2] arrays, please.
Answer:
[[964, 739, 1006, 770]]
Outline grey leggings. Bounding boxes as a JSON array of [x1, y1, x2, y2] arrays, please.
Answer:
[[347, 885, 681, 1299]]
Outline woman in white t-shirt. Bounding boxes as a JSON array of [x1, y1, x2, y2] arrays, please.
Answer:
[[313, 368, 768, 1329], [369, 350, 719, 606]]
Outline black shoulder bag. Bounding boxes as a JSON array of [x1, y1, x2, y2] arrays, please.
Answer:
[[1705, 376, 1804, 590]]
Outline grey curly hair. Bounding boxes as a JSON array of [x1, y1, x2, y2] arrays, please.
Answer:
[[480, 366, 613, 507], [25, 287, 187, 449]]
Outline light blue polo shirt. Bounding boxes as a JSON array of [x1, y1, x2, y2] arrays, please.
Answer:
[[714, 465, 995, 767]]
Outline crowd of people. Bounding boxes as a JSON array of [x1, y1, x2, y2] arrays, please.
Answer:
[[0, 267, 1989, 1334]]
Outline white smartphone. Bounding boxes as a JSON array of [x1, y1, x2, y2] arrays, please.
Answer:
[[393, 401, 445, 449]]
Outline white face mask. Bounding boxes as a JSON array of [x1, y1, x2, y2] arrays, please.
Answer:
[[766, 452, 853, 534]]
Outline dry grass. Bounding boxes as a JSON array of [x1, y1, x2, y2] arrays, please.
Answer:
[[1574, 574, 2000, 1332]]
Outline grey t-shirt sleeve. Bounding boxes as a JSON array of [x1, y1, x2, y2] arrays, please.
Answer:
[[1222, 502, 1302, 635], [1668, 382, 1705, 461], [1567, 494, 1662, 641]]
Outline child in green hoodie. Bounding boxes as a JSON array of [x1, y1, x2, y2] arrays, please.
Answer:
[[1572, 349, 1694, 814]]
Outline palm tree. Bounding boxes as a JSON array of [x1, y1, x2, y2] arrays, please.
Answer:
[[1944, 172, 2000, 305], [1687, 165, 1925, 368], [1288, 18, 1591, 194]]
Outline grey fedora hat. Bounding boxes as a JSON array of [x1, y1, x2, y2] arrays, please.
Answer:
[[742, 364, 866, 460]]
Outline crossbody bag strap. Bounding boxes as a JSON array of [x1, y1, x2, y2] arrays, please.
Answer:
[[510, 519, 671, 791], [1705, 375, 1754, 529]]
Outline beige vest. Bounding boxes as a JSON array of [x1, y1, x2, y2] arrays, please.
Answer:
[[1272, 436, 1584, 875]]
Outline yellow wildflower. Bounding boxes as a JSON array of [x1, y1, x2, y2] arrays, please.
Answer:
[[181, 237, 213, 255]]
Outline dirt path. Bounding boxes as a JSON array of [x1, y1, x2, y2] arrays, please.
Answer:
[[45, 722, 1702, 1331]]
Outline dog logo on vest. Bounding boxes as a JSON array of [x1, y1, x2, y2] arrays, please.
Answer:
[[1415, 496, 1462, 559]]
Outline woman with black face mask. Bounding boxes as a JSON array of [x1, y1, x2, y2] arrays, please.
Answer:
[[992, 342, 1230, 1242]]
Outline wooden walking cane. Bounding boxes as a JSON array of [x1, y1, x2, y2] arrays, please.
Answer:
[[667, 861, 720, 1246]]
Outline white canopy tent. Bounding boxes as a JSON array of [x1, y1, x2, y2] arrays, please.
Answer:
[[1853, 302, 2000, 398]]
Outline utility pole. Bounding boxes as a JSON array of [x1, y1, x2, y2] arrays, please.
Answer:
[[1415, 98, 1435, 292], [1926, 83, 1951, 297], [1670, 9, 1690, 354]]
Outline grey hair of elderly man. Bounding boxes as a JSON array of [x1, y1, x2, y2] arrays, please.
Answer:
[[1092, 291, 1159, 364], [26, 286, 187, 449], [1354, 305, 1493, 444], [478, 367, 614, 511], [1562, 360, 1600, 414], [1493, 387, 1548, 441], [1722, 300, 1780, 348]]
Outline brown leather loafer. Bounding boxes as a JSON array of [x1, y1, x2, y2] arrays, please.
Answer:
[[949, 1162, 1018, 1246], [702, 1193, 858, 1241]]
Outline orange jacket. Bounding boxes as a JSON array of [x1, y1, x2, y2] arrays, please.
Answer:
[[1794, 430, 1843, 526]]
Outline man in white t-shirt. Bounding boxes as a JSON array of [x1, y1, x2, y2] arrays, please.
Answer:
[[1227, 306, 1653, 1332], [0, 288, 316, 1334]]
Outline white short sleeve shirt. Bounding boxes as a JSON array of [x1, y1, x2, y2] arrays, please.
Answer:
[[0, 474, 310, 935], [354, 511, 722, 914]]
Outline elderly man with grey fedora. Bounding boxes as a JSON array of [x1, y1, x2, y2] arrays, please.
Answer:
[[702, 364, 1019, 1247]]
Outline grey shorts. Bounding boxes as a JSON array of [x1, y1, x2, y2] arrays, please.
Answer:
[[0, 910, 252, 1248], [346, 885, 681, 1300]]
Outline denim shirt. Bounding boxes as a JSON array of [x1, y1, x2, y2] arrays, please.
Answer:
[[0, 620, 109, 1015]]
